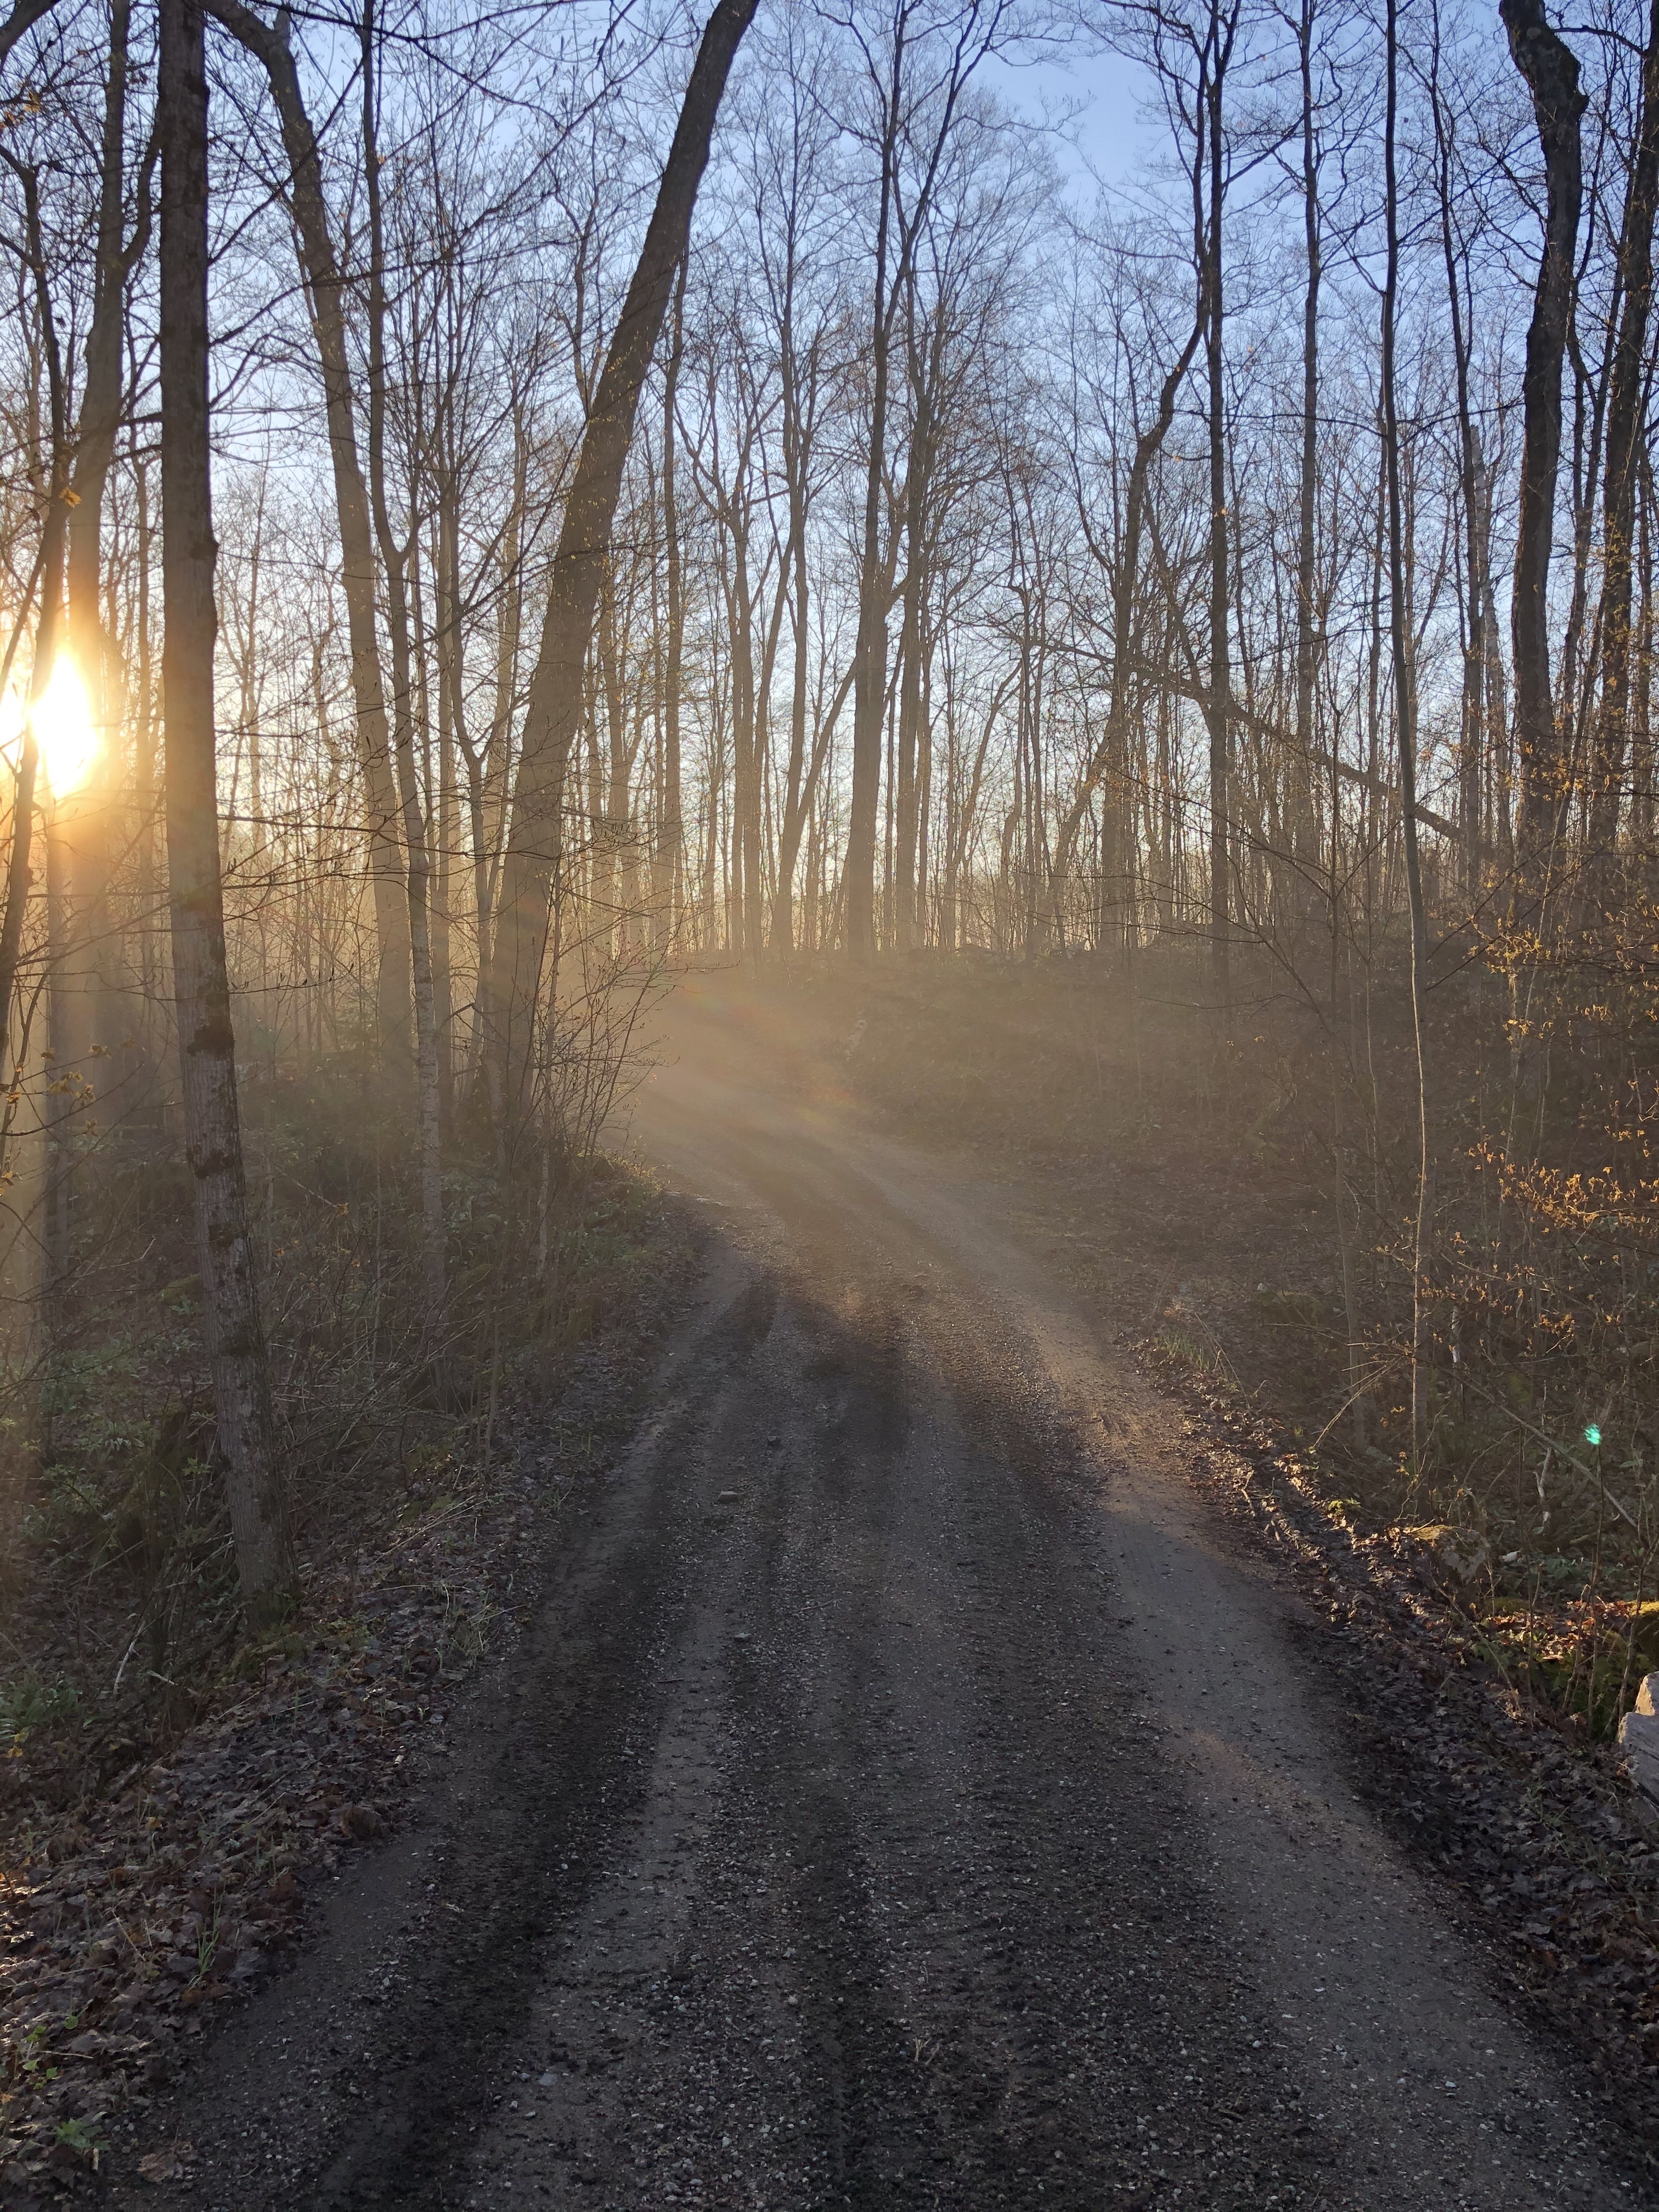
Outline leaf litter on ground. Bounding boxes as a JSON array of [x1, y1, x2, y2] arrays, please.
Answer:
[[1140, 1334, 1659, 2182], [0, 1197, 702, 2200]]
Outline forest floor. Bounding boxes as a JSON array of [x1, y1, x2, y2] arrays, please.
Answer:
[[60, 966, 1657, 2209]]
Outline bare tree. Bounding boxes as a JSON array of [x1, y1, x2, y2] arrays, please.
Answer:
[[204, 0, 415, 1070], [1501, 0, 1586, 876], [839, 0, 1012, 960], [487, 0, 759, 1124], [159, 0, 295, 1621], [1587, 0, 1659, 876], [1382, 0, 1431, 1464]]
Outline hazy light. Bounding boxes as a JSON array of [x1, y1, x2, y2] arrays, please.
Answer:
[[1585, 1423, 1602, 1448], [0, 687, 22, 770], [31, 657, 97, 796]]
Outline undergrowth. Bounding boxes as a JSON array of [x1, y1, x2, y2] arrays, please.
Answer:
[[0, 1031, 668, 1836], [753, 945, 1659, 1748]]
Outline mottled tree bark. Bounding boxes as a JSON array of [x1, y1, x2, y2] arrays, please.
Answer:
[[59, 0, 157, 1165], [894, 309, 935, 952], [1203, 0, 1239, 1025], [1500, 0, 1585, 868], [1587, 0, 1659, 873], [1290, 0, 1321, 893], [1431, 0, 1487, 900], [1384, 0, 1432, 1464], [362, 0, 444, 1331], [844, 53, 897, 964], [487, 0, 758, 1128], [656, 256, 688, 943], [159, 0, 295, 1621]]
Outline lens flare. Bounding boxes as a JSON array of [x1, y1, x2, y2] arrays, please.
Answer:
[[1585, 1423, 1602, 1448], [31, 657, 97, 796]]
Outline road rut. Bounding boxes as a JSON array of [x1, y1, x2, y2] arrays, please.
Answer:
[[117, 982, 1639, 2210]]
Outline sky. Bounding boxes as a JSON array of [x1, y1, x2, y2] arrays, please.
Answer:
[[984, 38, 1170, 194]]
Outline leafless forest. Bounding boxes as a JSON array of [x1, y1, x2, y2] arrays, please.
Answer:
[[0, 0, 1657, 1916], [6, 0, 1659, 2191]]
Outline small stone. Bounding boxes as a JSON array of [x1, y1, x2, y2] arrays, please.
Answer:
[[1617, 1706, 1659, 1800]]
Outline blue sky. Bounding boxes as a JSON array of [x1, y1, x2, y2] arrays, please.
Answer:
[[985, 40, 1167, 193]]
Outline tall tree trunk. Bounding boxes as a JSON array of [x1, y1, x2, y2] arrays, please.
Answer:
[[844, 64, 898, 965], [203, 0, 413, 1073], [1478, 441, 1513, 864], [654, 254, 688, 943], [132, 445, 164, 1066], [0, 167, 64, 1108], [728, 482, 792, 968], [362, 0, 444, 1329], [1384, 0, 1433, 1468], [916, 636, 933, 944], [1049, 316, 1201, 923], [64, 1, 154, 1094], [599, 563, 631, 953], [840, 4, 1000, 956], [1634, 450, 1657, 842], [773, 515, 811, 955], [435, 495, 461, 1116], [1501, 0, 1586, 872], [64, 0, 143, 631], [895, 397, 930, 952], [770, 250, 820, 957], [895, 283, 942, 954], [487, 0, 758, 1128], [1587, 0, 1659, 873], [740, 588, 770, 969], [43, 803, 69, 1340], [1291, 0, 1321, 897], [461, 407, 527, 1100], [159, 0, 295, 1622], [1204, 19, 1234, 1028], [1431, 0, 1487, 901]]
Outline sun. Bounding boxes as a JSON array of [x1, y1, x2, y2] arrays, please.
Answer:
[[30, 657, 98, 797]]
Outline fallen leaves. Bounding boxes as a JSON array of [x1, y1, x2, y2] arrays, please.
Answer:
[[0, 1198, 701, 2188], [0, 1554, 476, 2176], [1148, 1344, 1659, 2165], [137, 2137, 194, 2182]]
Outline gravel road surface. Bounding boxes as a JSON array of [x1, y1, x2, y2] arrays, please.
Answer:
[[116, 978, 1641, 2211]]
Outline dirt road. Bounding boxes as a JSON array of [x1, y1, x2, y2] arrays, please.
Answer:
[[119, 978, 1641, 2209]]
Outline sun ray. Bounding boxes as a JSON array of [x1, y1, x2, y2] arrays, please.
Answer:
[[30, 656, 97, 798]]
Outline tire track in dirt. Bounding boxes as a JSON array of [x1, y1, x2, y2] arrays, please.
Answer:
[[111, 989, 1641, 2210], [111, 1254, 777, 2209]]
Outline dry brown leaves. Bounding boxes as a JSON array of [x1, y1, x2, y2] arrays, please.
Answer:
[[0, 1197, 699, 2200], [1140, 1338, 1659, 2180], [134, 2140, 192, 2184], [0, 1465, 534, 2196]]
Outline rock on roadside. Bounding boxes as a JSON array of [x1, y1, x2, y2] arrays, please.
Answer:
[[1618, 1674, 1659, 1802]]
